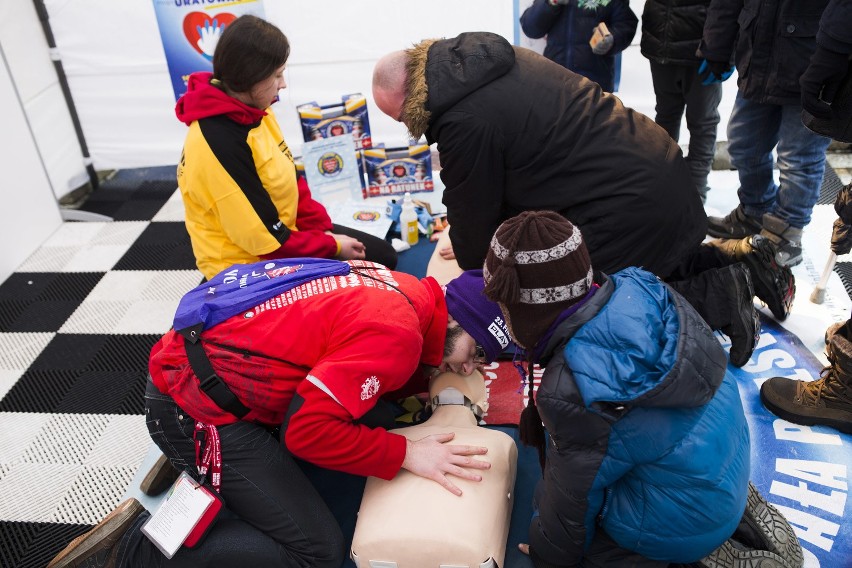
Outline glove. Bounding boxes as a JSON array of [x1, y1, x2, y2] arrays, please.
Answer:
[[831, 219, 852, 255], [834, 183, 852, 225], [800, 45, 851, 120], [591, 33, 614, 55], [698, 59, 735, 85]]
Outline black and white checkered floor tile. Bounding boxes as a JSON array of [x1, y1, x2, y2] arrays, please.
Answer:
[[0, 163, 850, 567]]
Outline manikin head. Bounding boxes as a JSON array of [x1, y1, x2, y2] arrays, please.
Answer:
[[428, 370, 489, 423]]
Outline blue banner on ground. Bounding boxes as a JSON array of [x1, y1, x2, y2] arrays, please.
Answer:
[[151, 0, 265, 101], [730, 316, 850, 568]]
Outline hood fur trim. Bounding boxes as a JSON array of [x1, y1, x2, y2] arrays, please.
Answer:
[[402, 38, 438, 140]]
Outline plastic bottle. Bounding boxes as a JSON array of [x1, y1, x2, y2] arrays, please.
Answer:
[[400, 192, 419, 246]]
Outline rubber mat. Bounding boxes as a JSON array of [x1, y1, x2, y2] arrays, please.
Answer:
[[818, 162, 846, 206], [112, 222, 197, 271]]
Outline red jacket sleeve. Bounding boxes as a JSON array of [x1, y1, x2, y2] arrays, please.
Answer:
[[284, 380, 407, 479], [295, 177, 333, 232], [261, 177, 338, 260]]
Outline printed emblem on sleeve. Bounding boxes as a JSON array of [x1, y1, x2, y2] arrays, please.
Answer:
[[360, 376, 381, 400]]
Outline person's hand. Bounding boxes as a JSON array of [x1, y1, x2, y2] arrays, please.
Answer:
[[591, 33, 614, 55], [334, 235, 366, 260], [401, 432, 490, 496], [801, 45, 850, 120], [698, 59, 735, 85], [518, 543, 530, 555], [196, 18, 226, 59], [439, 244, 456, 260]]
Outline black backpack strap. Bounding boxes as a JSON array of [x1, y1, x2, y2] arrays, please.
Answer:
[[179, 325, 251, 420]]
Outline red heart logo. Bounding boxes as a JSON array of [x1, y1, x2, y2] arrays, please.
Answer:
[[183, 12, 237, 56]]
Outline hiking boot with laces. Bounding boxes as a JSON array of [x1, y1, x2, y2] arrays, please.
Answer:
[[760, 328, 852, 434], [760, 213, 803, 268], [47, 498, 144, 568], [709, 235, 796, 321], [733, 483, 804, 568], [707, 205, 763, 239], [721, 263, 761, 368]]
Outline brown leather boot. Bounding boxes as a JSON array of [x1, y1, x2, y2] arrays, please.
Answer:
[[47, 499, 144, 568], [761, 325, 852, 434]]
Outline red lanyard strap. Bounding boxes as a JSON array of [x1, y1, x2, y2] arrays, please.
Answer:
[[194, 422, 222, 493]]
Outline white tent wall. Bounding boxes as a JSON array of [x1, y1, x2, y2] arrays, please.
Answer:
[[38, 0, 515, 171], [0, 1, 88, 202], [0, 43, 62, 284]]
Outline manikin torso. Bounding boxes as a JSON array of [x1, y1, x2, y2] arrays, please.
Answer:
[[351, 371, 518, 568]]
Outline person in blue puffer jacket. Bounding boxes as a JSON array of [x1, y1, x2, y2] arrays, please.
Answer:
[[520, 0, 638, 92], [482, 211, 803, 568]]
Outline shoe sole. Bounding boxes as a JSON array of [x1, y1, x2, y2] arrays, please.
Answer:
[[47, 499, 144, 568], [743, 237, 795, 321], [740, 482, 804, 568], [698, 539, 790, 568], [760, 383, 852, 435], [140, 453, 181, 496]]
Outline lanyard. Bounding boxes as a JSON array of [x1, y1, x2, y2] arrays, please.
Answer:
[[194, 422, 222, 493]]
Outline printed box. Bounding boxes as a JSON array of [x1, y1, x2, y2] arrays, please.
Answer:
[[297, 93, 372, 150], [363, 144, 433, 198]]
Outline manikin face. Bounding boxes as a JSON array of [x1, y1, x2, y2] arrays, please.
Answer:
[[245, 64, 287, 109], [439, 320, 485, 376]]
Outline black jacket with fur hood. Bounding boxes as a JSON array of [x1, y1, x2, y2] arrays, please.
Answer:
[[402, 32, 706, 276]]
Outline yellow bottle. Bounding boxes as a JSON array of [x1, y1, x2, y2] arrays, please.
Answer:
[[400, 192, 419, 246]]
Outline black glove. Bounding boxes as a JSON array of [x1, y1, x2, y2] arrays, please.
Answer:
[[698, 59, 734, 85], [800, 45, 851, 120], [831, 219, 852, 255]]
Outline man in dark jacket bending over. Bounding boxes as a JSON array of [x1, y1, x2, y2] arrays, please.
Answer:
[[372, 31, 795, 368]]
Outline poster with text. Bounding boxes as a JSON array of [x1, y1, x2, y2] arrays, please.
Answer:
[[152, 0, 266, 101]]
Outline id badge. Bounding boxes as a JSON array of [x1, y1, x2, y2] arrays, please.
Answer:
[[140, 471, 223, 558]]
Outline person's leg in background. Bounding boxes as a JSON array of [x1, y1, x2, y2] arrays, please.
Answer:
[[758, 104, 832, 267], [707, 93, 782, 239], [682, 65, 723, 203], [649, 61, 687, 143], [332, 223, 398, 269]]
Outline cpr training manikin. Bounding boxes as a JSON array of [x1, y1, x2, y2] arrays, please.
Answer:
[[351, 370, 518, 568]]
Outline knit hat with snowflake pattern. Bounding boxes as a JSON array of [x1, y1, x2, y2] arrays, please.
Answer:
[[483, 211, 592, 351]]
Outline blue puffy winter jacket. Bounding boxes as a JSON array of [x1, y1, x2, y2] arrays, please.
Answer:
[[529, 268, 750, 565], [520, 0, 638, 92]]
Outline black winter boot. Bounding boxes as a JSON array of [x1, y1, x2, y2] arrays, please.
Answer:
[[707, 205, 763, 239], [666, 264, 759, 368], [733, 483, 804, 568], [696, 539, 790, 568], [716, 264, 761, 368], [708, 235, 795, 321], [760, 213, 803, 268], [760, 324, 852, 434]]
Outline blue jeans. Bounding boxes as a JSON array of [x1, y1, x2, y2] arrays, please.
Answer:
[[113, 381, 352, 567], [650, 61, 723, 200], [727, 92, 831, 229]]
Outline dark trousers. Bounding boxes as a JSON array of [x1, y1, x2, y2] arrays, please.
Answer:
[[649, 61, 723, 201], [114, 381, 351, 567], [332, 223, 398, 270]]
